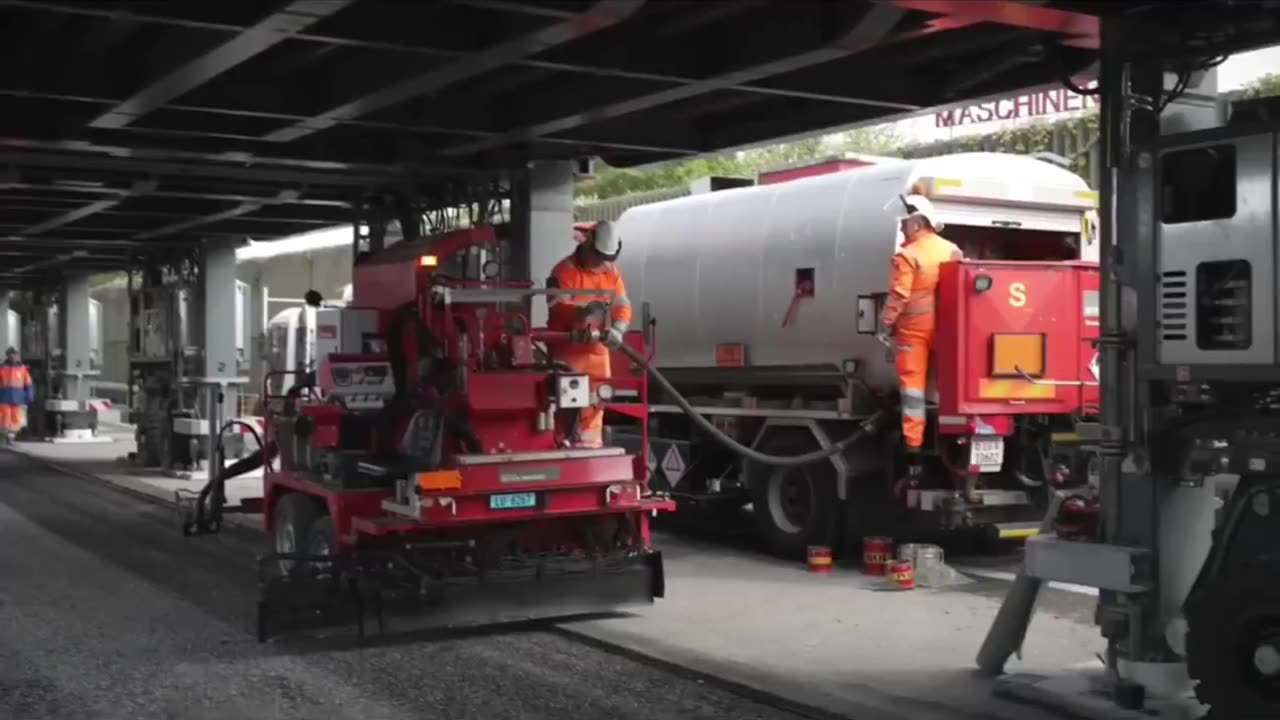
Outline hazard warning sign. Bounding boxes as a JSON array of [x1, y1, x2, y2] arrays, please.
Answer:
[[1088, 352, 1100, 381], [662, 445, 687, 486], [647, 446, 658, 474]]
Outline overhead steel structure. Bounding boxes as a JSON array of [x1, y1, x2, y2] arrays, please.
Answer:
[[0, 0, 1124, 283]]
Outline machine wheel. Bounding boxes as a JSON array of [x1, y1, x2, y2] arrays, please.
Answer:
[[749, 432, 838, 560], [273, 492, 322, 575], [304, 516, 337, 574]]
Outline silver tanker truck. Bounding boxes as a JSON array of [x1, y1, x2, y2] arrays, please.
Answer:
[[608, 152, 1102, 558]]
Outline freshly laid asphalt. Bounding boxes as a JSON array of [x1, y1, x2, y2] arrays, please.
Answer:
[[0, 451, 812, 720]]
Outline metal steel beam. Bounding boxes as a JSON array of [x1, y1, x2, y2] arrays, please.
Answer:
[[0, 89, 704, 155], [441, 4, 909, 156], [18, 179, 155, 235], [0, 235, 190, 248], [0, 136, 409, 175], [442, 0, 577, 18], [888, 0, 1100, 50], [1, 180, 351, 208], [89, 1, 356, 129], [0, 149, 397, 189], [133, 189, 301, 240], [262, 0, 647, 143]]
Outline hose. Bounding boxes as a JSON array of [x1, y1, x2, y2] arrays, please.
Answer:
[[187, 419, 274, 534], [613, 342, 885, 467]]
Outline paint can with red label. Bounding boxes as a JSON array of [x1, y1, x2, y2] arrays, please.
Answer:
[[807, 545, 833, 574], [887, 559, 915, 590], [862, 536, 893, 576]]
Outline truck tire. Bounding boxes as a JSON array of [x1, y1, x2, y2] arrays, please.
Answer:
[[273, 492, 322, 575], [749, 432, 838, 560]]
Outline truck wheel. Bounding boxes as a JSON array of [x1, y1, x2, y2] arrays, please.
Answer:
[[273, 492, 321, 575], [749, 433, 838, 560]]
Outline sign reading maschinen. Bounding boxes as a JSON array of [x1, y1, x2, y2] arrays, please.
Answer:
[[935, 84, 1100, 129]]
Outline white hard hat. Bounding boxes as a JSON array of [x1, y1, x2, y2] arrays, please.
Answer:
[[885, 193, 943, 231], [592, 219, 622, 259]]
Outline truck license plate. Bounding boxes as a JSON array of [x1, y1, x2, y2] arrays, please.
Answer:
[[969, 438, 1005, 473], [489, 492, 537, 510]]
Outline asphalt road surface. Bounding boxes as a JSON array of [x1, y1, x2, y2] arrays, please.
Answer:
[[0, 452, 811, 720]]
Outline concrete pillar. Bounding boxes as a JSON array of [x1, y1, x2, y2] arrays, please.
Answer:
[[202, 238, 242, 420], [0, 292, 17, 353], [525, 161, 576, 328], [59, 272, 95, 403]]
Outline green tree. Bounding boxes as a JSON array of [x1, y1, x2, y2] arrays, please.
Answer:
[[577, 125, 902, 201], [1241, 72, 1280, 100]]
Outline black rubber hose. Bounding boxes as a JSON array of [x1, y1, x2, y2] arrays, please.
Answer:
[[193, 420, 273, 530], [613, 342, 885, 467]]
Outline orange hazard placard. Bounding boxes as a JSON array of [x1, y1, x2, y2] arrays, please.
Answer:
[[715, 343, 747, 368]]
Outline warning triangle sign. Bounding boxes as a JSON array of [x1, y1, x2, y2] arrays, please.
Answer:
[[662, 445, 687, 485]]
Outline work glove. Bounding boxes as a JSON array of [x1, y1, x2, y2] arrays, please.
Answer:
[[603, 327, 625, 348], [875, 328, 894, 350], [875, 328, 896, 363], [578, 301, 609, 322]]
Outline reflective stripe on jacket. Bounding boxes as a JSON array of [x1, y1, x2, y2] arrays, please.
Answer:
[[879, 230, 963, 336]]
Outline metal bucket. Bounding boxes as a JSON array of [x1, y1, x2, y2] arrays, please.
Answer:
[[863, 536, 893, 576], [887, 560, 915, 590], [807, 545, 833, 574], [898, 543, 944, 572]]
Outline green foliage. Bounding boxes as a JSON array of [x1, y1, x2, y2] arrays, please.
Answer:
[[576, 126, 903, 201], [900, 113, 1101, 185], [1241, 72, 1280, 100]]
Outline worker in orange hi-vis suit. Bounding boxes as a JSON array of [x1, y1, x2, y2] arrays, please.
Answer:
[[0, 346, 34, 444], [876, 193, 963, 496], [545, 220, 632, 447]]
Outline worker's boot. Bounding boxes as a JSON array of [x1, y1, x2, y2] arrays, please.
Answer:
[[893, 450, 924, 498]]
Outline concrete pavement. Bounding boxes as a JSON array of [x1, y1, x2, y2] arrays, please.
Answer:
[[0, 450, 818, 720], [4, 428, 1103, 720]]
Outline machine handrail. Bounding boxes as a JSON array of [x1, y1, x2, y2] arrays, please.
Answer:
[[432, 286, 616, 304]]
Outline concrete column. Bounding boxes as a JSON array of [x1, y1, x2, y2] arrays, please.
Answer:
[[59, 272, 95, 403], [0, 292, 17, 353], [202, 238, 242, 419], [241, 268, 269, 396], [525, 161, 576, 328]]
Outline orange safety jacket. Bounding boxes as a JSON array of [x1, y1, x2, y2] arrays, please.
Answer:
[[0, 361, 34, 407], [879, 230, 963, 336], [546, 251, 633, 373]]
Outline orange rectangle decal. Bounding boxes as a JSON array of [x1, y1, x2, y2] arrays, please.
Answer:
[[977, 378, 1057, 400], [715, 343, 747, 368], [991, 333, 1045, 378], [417, 470, 463, 491]]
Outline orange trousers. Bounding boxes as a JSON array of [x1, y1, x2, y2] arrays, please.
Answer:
[[0, 404, 25, 434], [560, 348, 609, 447], [894, 329, 931, 450]]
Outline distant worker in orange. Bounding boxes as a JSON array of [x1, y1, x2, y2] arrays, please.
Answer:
[[546, 220, 632, 447], [0, 346, 34, 444], [877, 193, 963, 493]]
